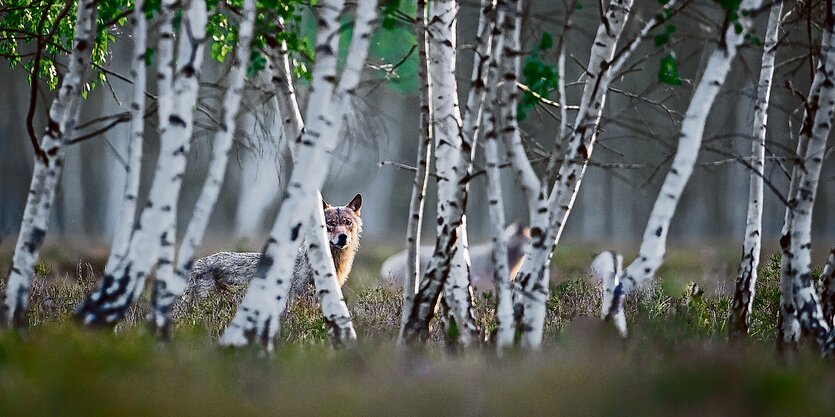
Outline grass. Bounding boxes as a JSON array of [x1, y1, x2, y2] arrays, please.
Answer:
[[0, 243, 834, 415]]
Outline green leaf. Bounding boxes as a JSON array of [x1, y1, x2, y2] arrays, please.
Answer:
[[145, 48, 154, 67], [658, 54, 682, 86], [654, 33, 670, 47], [538, 32, 553, 50]]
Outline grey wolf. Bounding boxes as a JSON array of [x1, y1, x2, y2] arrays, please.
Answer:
[[181, 194, 363, 303], [379, 223, 529, 291]]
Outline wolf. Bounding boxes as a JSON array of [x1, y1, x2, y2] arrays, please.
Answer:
[[180, 194, 363, 304], [379, 223, 530, 291]]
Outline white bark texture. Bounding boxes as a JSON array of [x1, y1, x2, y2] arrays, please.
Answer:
[[597, 0, 764, 337], [782, 10, 835, 353], [76, 0, 207, 325], [219, 0, 376, 349], [397, 0, 433, 344], [105, 0, 147, 274], [729, 0, 782, 339], [441, 218, 479, 346], [149, 0, 257, 337], [777, 6, 835, 351], [265, 18, 304, 148], [484, 99, 514, 350], [2, 0, 98, 327], [512, 0, 635, 348], [401, 0, 495, 344]]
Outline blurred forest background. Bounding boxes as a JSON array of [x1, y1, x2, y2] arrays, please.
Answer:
[[1, 1, 832, 266]]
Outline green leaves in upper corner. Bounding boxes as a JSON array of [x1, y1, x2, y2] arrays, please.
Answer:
[[658, 53, 682, 86], [367, 0, 418, 94], [518, 32, 559, 121]]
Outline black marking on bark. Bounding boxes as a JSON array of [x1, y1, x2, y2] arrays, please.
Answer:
[[290, 223, 302, 241], [169, 115, 186, 127], [654, 227, 662, 237], [26, 227, 46, 253]]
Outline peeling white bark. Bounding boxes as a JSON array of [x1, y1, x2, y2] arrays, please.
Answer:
[[77, 0, 208, 325], [598, 0, 764, 337], [442, 217, 479, 346], [220, 0, 376, 349], [105, 0, 147, 275], [149, 0, 257, 337], [729, 0, 782, 340], [397, 0, 433, 344], [2, 0, 98, 327]]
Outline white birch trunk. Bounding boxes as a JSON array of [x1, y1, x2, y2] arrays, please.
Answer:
[[783, 14, 835, 353], [76, 0, 208, 325], [2, 0, 98, 327], [219, 0, 376, 349], [105, 0, 147, 274], [149, 0, 257, 337], [397, 0, 433, 344], [401, 0, 464, 343], [777, 7, 835, 350], [484, 98, 514, 351], [597, 0, 764, 337], [442, 217, 479, 346], [513, 0, 636, 348], [729, 0, 782, 339], [269, 18, 358, 349]]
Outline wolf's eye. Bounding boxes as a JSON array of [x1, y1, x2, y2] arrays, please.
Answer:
[[327, 221, 335, 227], [344, 219, 352, 226]]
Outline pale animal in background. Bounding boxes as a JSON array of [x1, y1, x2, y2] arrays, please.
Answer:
[[379, 223, 530, 291]]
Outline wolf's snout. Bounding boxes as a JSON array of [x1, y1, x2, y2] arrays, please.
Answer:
[[332, 233, 349, 248]]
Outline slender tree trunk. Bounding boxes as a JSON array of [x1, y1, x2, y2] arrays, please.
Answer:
[[512, 0, 636, 348], [783, 9, 835, 353], [269, 18, 359, 349], [596, 0, 764, 337], [397, 0, 433, 344], [76, 0, 208, 325], [777, 3, 835, 351], [442, 217, 479, 346], [106, 0, 146, 274], [402, 0, 495, 344], [149, 0, 257, 337], [219, 0, 376, 350], [2, 0, 99, 327], [728, 0, 782, 340], [483, 98, 514, 351]]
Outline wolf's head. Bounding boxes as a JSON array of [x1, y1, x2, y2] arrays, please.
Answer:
[[323, 194, 363, 284], [323, 193, 363, 251]]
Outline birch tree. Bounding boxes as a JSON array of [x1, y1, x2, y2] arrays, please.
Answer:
[[499, 0, 654, 348], [76, 0, 208, 325], [1, 0, 99, 327], [594, 0, 765, 338], [105, 0, 146, 275], [401, 0, 495, 345], [397, 0, 433, 344], [777, 2, 835, 355], [728, 0, 783, 340], [148, 0, 258, 338], [776, 1, 835, 354], [219, 0, 377, 350]]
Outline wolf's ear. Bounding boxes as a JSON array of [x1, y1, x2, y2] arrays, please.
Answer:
[[346, 193, 362, 214], [322, 197, 332, 209]]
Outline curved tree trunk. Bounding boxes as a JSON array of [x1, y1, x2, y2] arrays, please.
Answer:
[[728, 0, 783, 340], [76, 0, 208, 325], [219, 0, 376, 350], [596, 0, 764, 337], [149, 0, 257, 337], [2, 0, 99, 327]]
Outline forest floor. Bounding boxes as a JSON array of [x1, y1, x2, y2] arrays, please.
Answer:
[[0, 241, 834, 416]]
